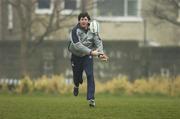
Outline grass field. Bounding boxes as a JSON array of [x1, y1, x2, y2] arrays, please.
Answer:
[[0, 94, 180, 119]]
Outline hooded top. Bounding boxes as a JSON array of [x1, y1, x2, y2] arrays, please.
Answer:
[[68, 23, 104, 57]]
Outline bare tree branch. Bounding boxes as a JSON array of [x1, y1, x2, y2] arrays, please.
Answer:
[[145, 0, 180, 26]]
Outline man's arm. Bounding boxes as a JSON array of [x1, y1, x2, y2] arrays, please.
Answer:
[[94, 34, 109, 61], [94, 34, 104, 53]]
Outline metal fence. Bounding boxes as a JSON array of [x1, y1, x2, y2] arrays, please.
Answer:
[[0, 40, 180, 82]]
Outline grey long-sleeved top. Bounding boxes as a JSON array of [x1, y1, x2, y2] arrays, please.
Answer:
[[68, 24, 104, 57]]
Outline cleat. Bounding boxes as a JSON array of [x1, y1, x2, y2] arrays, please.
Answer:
[[89, 99, 95, 107], [73, 87, 79, 96]]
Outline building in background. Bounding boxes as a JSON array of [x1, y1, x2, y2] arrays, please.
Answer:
[[0, 0, 180, 46], [0, 0, 180, 80]]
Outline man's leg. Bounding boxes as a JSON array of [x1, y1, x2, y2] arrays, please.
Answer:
[[71, 55, 83, 96], [83, 55, 95, 100], [72, 67, 83, 87]]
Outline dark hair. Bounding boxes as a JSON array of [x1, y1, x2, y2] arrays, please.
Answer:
[[78, 12, 91, 21]]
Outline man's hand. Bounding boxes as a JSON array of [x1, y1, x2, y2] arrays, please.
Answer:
[[90, 50, 109, 61], [90, 49, 103, 56], [98, 53, 109, 61]]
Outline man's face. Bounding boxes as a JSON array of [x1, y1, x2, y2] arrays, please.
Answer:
[[79, 17, 89, 29]]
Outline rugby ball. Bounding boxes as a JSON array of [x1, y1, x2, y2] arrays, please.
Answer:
[[89, 20, 100, 33]]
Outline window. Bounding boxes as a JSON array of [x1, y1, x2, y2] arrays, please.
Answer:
[[128, 0, 138, 16], [61, 0, 81, 15], [38, 0, 50, 9], [35, 0, 80, 15], [8, 4, 13, 30], [35, 0, 54, 14], [64, 0, 77, 10], [94, 0, 142, 22], [178, 3, 180, 22]]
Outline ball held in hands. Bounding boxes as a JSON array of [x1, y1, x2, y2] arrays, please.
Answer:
[[98, 53, 109, 61]]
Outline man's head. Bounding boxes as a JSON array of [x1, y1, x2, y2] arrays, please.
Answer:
[[78, 12, 91, 29]]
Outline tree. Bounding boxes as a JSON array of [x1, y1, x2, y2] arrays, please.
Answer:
[[145, 0, 180, 26], [6, 0, 91, 77]]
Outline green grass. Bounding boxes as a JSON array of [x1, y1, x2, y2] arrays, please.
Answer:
[[0, 94, 180, 119]]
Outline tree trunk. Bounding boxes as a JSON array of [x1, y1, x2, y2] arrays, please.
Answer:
[[81, 0, 88, 12], [20, 29, 28, 77]]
